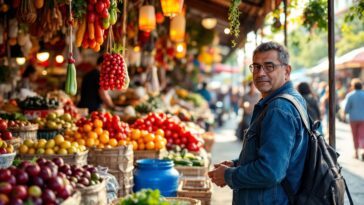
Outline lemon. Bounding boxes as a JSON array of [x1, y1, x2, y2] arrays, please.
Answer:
[[54, 134, 65, 145], [58, 148, 68, 155], [37, 139, 47, 149], [28, 148, 36, 154], [53, 146, 60, 152], [45, 148, 55, 155], [67, 147, 77, 154], [45, 139, 56, 149], [60, 141, 71, 149], [24, 139, 34, 147], [36, 148, 45, 155]]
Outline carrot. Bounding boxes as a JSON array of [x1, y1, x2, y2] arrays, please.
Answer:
[[95, 21, 103, 44], [93, 43, 101, 52], [81, 36, 89, 49], [89, 39, 97, 49], [76, 18, 87, 47], [88, 23, 95, 40]]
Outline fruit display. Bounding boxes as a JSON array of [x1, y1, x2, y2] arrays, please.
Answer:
[[134, 96, 165, 115], [163, 149, 205, 167], [127, 128, 167, 151], [34, 113, 76, 130], [100, 52, 129, 90], [116, 189, 172, 205], [131, 113, 203, 152], [18, 96, 60, 110], [0, 158, 76, 204], [0, 99, 21, 113], [0, 139, 14, 154], [73, 112, 130, 148], [18, 136, 86, 155], [0, 119, 13, 141], [0, 113, 27, 121]]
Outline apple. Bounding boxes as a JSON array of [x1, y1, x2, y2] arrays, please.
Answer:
[[25, 164, 40, 177], [82, 171, 91, 179], [15, 170, 29, 184], [18, 161, 32, 170], [0, 148, 7, 154], [52, 157, 64, 167], [78, 177, 90, 186], [28, 185, 42, 197], [0, 182, 12, 194], [59, 164, 72, 175], [0, 120, 7, 131], [57, 184, 72, 199], [39, 167, 52, 181], [31, 176, 44, 187], [42, 189, 56, 204], [8, 198, 23, 205], [36, 158, 47, 166], [29, 197, 43, 205], [7, 176, 16, 186], [11, 185, 27, 200], [48, 176, 64, 191], [0, 169, 11, 181], [1, 131, 12, 140]]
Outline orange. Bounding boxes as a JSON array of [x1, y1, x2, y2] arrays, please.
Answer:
[[154, 135, 164, 143], [86, 138, 95, 147], [97, 144, 105, 149], [109, 138, 118, 147], [146, 141, 155, 150], [138, 143, 145, 150], [141, 130, 149, 137], [131, 141, 138, 151], [144, 133, 155, 143], [137, 138, 144, 145], [94, 139, 100, 146], [155, 141, 165, 150], [88, 131, 98, 139], [131, 129, 141, 140], [100, 134, 109, 144], [155, 129, 164, 137], [105, 145, 112, 149], [83, 124, 92, 132], [93, 119, 103, 128], [118, 140, 127, 146], [74, 132, 82, 139], [94, 127, 103, 135], [77, 139, 86, 146], [19, 145, 28, 154], [102, 130, 110, 136], [64, 129, 74, 136]]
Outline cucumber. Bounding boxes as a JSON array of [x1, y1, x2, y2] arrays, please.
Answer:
[[65, 63, 77, 96], [174, 159, 193, 166]]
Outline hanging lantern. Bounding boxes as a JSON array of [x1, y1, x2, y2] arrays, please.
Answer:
[[160, 0, 184, 17], [170, 14, 185, 42], [175, 42, 186, 59], [139, 5, 156, 32]]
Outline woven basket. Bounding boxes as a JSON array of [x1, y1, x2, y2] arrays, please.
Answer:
[[37, 129, 64, 140], [78, 179, 107, 205], [5, 138, 22, 150], [8, 124, 38, 141], [177, 179, 212, 205], [88, 145, 134, 172], [165, 197, 201, 205], [61, 191, 82, 205], [134, 149, 167, 163], [0, 152, 16, 169], [17, 150, 88, 166]]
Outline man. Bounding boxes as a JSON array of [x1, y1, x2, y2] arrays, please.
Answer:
[[343, 78, 364, 159], [197, 82, 212, 105], [78, 56, 120, 112], [208, 42, 309, 205]]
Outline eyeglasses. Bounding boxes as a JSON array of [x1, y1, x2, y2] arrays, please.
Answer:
[[249, 63, 286, 73]]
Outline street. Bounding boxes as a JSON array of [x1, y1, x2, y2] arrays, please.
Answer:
[[210, 116, 364, 205]]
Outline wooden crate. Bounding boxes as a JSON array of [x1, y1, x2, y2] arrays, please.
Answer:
[[108, 168, 134, 197], [175, 166, 208, 178], [78, 179, 107, 205], [88, 145, 134, 172], [17, 150, 88, 166], [177, 179, 212, 205], [165, 197, 201, 205]]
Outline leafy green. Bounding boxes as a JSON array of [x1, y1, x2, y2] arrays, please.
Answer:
[[72, 0, 87, 20], [116, 189, 172, 205], [345, 0, 364, 23], [302, 0, 328, 31]]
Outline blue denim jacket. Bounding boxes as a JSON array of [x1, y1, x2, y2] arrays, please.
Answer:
[[224, 81, 309, 205]]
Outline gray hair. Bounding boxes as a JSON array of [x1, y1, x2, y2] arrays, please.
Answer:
[[253, 41, 290, 65]]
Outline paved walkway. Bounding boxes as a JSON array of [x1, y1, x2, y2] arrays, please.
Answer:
[[210, 116, 364, 204]]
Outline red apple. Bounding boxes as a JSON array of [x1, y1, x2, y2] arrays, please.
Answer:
[[31, 176, 44, 187], [11, 185, 27, 200], [39, 167, 52, 181], [48, 176, 64, 191], [41, 189, 56, 204], [1, 131, 12, 140], [15, 170, 29, 184], [7, 176, 16, 186], [0, 169, 11, 181], [0, 148, 7, 154], [9, 198, 23, 205], [52, 157, 64, 167], [25, 164, 40, 177], [0, 182, 12, 194], [0, 120, 7, 131]]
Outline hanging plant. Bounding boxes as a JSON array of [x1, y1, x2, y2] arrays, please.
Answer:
[[302, 0, 328, 31], [228, 0, 241, 47], [345, 0, 364, 22]]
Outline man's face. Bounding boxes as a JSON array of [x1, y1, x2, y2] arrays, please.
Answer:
[[252, 50, 291, 98]]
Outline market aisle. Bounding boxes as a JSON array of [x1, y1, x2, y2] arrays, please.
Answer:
[[210, 117, 364, 205]]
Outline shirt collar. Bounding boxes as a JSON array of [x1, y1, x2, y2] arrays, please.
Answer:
[[257, 81, 294, 107]]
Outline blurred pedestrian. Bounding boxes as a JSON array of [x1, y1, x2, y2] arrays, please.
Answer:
[[18, 64, 38, 91], [197, 82, 212, 106], [343, 78, 364, 159]]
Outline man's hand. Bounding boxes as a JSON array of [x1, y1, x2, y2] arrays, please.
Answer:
[[208, 164, 229, 187], [213, 160, 234, 168]]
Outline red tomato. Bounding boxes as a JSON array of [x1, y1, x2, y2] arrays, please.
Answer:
[[172, 133, 179, 139]]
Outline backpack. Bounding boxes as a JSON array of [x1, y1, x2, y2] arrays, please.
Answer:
[[268, 94, 354, 205]]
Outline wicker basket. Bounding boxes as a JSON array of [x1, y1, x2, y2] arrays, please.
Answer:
[[61, 191, 82, 205], [78, 179, 107, 205], [17, 150, 88, 166], [134, 149, 167, 162], [8, 124, 38, 141], [88, 145, 133, 172], [165, 197, 202, 205], [177, 179, 212, 205], [5, 138, 22, 150], [0, 152, 16, 169], [175, 166, 208, 178], [37, 129, 64, 140]]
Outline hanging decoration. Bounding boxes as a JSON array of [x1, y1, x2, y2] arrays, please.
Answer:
[[65, 0, 77, 96], [170, 14, 185, 42], [160, 0, 184, 17], [139, 5, 156, 32], [100, 28, 130, 90], [175, 42, 186, 59]]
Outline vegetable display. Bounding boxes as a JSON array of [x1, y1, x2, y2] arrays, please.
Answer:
[[100, 52, 129, 90], [18, 97, 60, 110]]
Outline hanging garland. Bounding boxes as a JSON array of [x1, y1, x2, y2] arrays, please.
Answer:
[[228, 0, 241, 47]]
